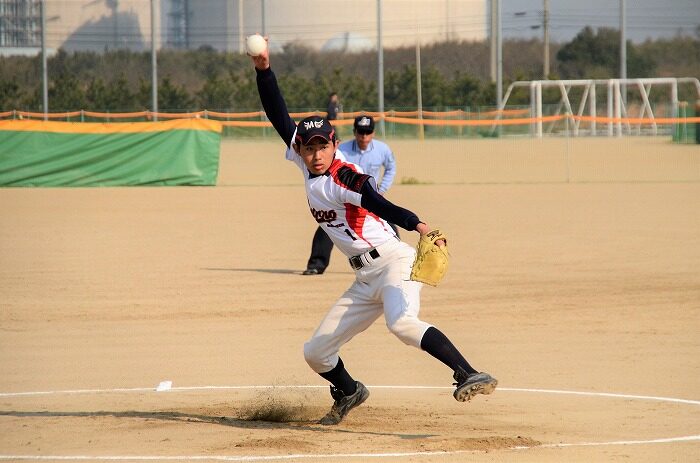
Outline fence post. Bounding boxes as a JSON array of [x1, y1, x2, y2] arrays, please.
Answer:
[[695, 100, 700, 144], [678, 101, 688, 142], [565, 111, 571, 183]]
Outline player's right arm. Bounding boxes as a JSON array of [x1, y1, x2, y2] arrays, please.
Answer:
[[252, 43, 296, 147]]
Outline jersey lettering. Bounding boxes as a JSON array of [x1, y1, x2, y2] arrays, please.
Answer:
[[310, 207, 337, 223]]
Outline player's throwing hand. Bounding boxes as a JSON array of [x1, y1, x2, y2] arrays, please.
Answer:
[[250, 35, 270, 71]]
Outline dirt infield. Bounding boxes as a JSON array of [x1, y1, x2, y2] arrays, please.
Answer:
[[1, 137, 699, 462]]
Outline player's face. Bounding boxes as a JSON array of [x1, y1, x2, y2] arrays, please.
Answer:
[[297, 138, 338, 174], [354, 129, 374, 150]]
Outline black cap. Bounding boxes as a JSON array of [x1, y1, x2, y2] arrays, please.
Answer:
[[295, 115, 335, 145], [353, 115, 374, 133]]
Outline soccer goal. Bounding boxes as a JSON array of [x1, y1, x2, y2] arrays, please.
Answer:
[[498, 77, 700, 138]]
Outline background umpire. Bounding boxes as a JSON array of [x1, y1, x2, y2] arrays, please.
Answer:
[[303, 115, 399, 275]]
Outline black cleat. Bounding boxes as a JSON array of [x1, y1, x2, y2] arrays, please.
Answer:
[[453, 370, 498, 402], [319, 381, 369, 425], [302, 268, 322, 275]]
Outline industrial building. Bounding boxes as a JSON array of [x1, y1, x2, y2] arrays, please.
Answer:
[[0, 0, 486, 55]]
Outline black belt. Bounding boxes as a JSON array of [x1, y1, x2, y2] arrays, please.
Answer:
[[349, 248, 380, 270]]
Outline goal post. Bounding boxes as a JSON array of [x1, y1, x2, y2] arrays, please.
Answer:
[[498, 77, 700, 138]]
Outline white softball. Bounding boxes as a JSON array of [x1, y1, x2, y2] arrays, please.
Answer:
[[246, 34, 267, 56]]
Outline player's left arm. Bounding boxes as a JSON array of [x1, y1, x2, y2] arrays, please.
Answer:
[[337, 164, 433, 234], [335, 165, 416, 229], [363, 185, 444, 248], [358, 178, 421, 231]]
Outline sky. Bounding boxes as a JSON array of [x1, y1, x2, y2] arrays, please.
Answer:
[[501, 0, 700, 43]]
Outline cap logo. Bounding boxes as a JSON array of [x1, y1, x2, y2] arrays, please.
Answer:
[[357, 117, 371, 127], [304, 120, 325, 129]]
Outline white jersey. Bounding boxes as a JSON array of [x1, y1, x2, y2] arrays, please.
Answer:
[[285, 137, 397, 257]]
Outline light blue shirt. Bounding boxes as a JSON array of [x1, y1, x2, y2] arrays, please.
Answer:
[[338, 139, 397, 194]]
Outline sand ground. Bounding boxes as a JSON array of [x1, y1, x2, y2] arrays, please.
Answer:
[[1, 137, 699, 462]]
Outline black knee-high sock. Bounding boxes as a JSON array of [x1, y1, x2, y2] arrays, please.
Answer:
[[319, 357, 357, 396], [420, 326, 478, 375]]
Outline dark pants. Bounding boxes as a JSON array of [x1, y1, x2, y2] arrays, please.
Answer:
[[306, 223, 400, 272]]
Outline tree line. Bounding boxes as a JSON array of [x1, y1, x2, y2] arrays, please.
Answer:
[[1, 27, 698, 113]]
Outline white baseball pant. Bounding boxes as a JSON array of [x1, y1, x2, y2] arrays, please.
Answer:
[[303, 238, 433, 373]]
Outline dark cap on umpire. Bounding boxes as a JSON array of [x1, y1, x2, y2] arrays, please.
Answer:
[[295, 115, 335, 145], [353, 115, 374, 133]]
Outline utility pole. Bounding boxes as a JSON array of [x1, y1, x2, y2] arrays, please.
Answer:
[[151, 0, 158, 120], [261, 0, 266, 36], [416, 40, 424, 140], [238, 0, 244, 54], [377, 0, 385, 137], [445, 0, 449, 41], [620, 0, 627, 104], [41, 0, 48, 120], [620, 0, 626, 80], [490, 0, 496, 82], [496, 0, 502, 109], [543, 0, 549, 78]]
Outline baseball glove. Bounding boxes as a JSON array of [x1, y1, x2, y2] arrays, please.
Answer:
[[410, 229, 449, 286]]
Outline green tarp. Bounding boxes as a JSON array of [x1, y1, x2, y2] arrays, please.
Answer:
[[0, 119, 222, 186]]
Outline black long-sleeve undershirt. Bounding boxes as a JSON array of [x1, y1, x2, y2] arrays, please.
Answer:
[[360, 182, 421, 231], [256, 67, 296, 147], [255, 66, 421, 232]]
